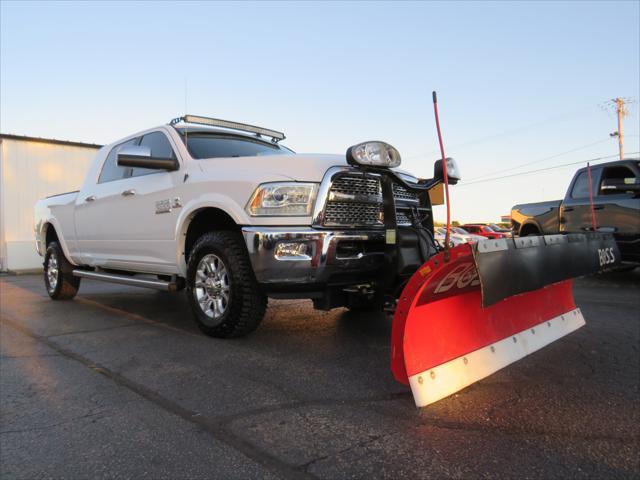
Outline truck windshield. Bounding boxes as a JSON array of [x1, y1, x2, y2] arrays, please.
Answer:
[[182, 133, 294, 159]]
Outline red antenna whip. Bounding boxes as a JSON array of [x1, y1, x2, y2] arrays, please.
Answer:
[[586, 162, 597, 231], [432, 91, 452, 261]]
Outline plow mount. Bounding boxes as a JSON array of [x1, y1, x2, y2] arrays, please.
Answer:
[[391, 232, 620, 407]]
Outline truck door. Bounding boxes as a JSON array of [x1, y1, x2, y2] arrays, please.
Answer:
[[560, 169, 598, 233], [74, 137, 140, 266], [109, 130, 184, 274], [593, 163, 640, 260]]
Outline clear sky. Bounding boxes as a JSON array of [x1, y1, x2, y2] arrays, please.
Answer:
[[2, 1, 639, 223]]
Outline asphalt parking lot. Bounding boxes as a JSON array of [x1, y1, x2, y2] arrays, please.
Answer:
[[1, 271, 638, 479]]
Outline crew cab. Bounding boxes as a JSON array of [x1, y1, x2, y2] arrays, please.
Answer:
[[35, 115, 457, 337], [511, 159, 640, 265]]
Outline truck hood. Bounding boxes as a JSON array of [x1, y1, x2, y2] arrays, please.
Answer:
[[197, 153, 416, 182], [197, 153, 348, 182]]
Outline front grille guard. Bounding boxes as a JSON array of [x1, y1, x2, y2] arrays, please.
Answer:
[[313, 166, 431, 229]]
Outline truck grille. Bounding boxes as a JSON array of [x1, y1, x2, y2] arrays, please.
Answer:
[[392, 183, 419, 203], [324, 201, 383, 227], [395, 210, 412, 226], [322, 173, 419, 227], [329, 175, 381, 198]]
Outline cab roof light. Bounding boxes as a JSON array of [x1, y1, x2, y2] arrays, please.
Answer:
[[170, 115, 285, 142]]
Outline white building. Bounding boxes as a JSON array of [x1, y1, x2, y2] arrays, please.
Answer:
[[0, 134, 101, 272]]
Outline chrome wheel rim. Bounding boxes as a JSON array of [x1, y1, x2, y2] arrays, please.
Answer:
[[194, 254, 230, 321], [47, 251, 59, 291]]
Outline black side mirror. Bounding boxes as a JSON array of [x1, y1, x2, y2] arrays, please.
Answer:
[[117, 145, 179, 171], [433, 157, 461, 185]]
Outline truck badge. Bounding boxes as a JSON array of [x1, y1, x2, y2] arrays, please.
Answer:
[[155, 197, 182, 214]]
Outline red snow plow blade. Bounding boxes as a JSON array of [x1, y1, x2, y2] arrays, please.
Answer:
[[391, 233, 620, 407]]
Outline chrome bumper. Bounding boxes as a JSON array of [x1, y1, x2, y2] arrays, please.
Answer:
[[241, 227, 386, 285]]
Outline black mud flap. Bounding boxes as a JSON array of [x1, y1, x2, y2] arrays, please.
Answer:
[[473, 233, 620, 307]]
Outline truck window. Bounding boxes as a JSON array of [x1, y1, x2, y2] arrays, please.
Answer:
[[98, 138, 139, 183], [184, 133, 293, 159], [131, 131, 177, 178], [599, 166, 637, 195], [569, 171, 593, 199]]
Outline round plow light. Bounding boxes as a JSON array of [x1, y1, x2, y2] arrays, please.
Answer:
[[346, 141, 401, 168]]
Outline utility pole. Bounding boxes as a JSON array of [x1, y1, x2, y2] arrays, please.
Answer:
[[605, 97, 631, 160], [615, 97, 625, 160]]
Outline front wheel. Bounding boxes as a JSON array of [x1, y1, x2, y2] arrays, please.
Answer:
[[44, 241, 80, 300], [186, 231, 267, 338]]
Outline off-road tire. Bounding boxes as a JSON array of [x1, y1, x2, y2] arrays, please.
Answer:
[[186, 231, 267, 338], [44, 241, 80, 300]]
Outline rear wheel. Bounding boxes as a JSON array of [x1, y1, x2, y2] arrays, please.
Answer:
[[44, 242, 80, 300], [186, 231, 267, 338]]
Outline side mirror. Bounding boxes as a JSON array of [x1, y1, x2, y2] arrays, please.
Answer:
[[433, 157, 461, 185], [117, 145, 179, 171], [601, 177, 640, 194]]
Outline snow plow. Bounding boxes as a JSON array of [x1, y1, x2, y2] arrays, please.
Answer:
[[377, 92, 621, 406], [389, 233, 619, 406]]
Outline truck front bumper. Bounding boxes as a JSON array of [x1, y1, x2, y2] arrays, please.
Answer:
[[241, 227, 387, 287]]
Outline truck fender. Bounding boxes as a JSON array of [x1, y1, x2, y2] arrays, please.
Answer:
[[519, 220, 543, 237], [173, 194, 250, 275], [37, 219, 78, 266]]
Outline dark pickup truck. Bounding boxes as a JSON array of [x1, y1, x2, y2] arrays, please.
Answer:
[[511, 159, 640, 265]]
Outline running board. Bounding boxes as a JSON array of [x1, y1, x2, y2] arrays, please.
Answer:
[[72, 270, 179, 291]]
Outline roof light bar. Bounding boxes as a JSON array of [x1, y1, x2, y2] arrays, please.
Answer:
[[170, 115, 285, 142]]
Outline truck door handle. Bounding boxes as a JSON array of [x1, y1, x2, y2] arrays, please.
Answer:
[[84, 195, 96, 202], [593, 205, 605, 210], [121, 189, 136, 197], [563, 206, 574, 212]]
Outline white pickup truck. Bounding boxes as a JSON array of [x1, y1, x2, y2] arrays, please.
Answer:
[[35, 115, 453, 338]]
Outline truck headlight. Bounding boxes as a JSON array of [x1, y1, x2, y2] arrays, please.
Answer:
[[346, 141, 401, 168], [248, 183, 318, 216]]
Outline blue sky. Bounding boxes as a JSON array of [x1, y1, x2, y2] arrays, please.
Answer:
[[2, 1, 639, 222]]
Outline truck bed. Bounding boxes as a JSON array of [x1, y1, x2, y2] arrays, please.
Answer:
[[511, 199, 562, 235]]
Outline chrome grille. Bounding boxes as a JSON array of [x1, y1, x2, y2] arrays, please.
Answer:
[[392, 183, 419, 202], [322, 172, 421, 227], [323, 202, 383, 227], [329, 175, 381, 197]]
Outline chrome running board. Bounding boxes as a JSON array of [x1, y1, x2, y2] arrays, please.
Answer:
[[72, 270, 179, 292]]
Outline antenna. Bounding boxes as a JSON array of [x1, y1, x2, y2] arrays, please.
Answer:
[[184, 77, 189, 148]]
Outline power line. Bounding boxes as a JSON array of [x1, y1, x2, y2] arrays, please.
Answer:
[[465, 138, 612, 182], [457, 152, 639, 187], [404, 103, 599, 161]]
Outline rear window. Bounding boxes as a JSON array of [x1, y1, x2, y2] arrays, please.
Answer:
[[570, 171, 592, 199], [183, 134, 293, 159]]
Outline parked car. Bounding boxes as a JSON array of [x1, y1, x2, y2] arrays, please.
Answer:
[[511, 159, 640, 265], [461, 224, 509, 239], [485, 223, 513, 237], [435, 227, 466, 246], [451, 226, 485, 242]]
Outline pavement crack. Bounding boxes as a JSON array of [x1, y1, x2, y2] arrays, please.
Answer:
[[0, 410, 112, 436]]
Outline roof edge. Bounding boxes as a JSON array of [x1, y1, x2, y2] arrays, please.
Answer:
[[0, 133, 102, 149]]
